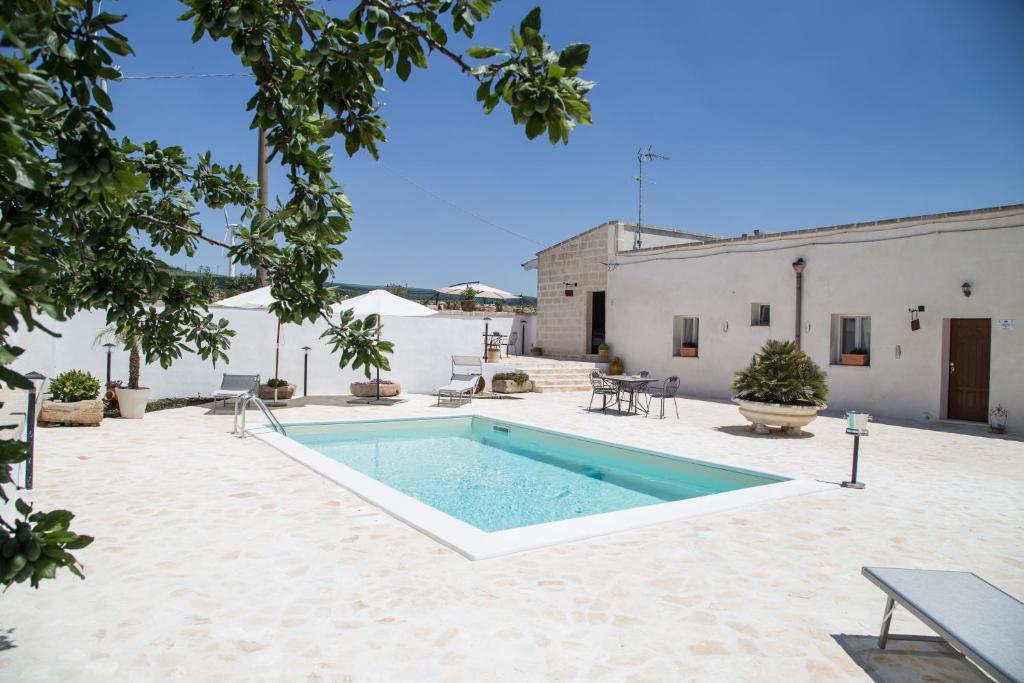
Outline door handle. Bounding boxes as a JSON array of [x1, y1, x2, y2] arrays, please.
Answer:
[[949, 361, 955, 374]]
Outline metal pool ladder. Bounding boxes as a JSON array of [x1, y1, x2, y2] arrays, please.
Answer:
[[235, 393, 287, 438]]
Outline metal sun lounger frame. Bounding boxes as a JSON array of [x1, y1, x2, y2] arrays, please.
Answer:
[[862, 566, 1024, 683], [436, 356, 482, 406]]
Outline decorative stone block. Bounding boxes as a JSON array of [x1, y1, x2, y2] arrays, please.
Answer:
[[39, 399, 104, 426]]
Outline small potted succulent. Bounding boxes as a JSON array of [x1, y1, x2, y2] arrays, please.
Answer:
[[491, 371, 533, 394], [732, 339, 828, 435], [460, 286, 478, 312], [841, 348, 869, 366], [529, 346, 543, 357], [679, 341, 698, 358], [39, 370, 104, 426], [597, 342, 610, 362], [350, 379, 401, 398], [989, 405, 1007, 434], [259, 378, 296, 400]]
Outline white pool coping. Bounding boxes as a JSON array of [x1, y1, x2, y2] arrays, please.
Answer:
[[249, 415, 834, 560]]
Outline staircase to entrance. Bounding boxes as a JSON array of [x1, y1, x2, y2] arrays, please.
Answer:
[[501, 355, 608, 393]]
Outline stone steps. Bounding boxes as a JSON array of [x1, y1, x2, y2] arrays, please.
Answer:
[[501, 356, 605, 393]]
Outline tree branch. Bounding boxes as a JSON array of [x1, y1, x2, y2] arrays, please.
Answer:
[[133, 214, 232, 249], [366, 0, 478, 76]]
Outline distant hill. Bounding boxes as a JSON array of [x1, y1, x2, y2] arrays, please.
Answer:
[[164, 266, 537, 305]]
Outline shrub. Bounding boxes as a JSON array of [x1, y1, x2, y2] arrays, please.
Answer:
[[49, 370, 101, 403], [353, 379, 395, 385], [266, 378, 290, 387], [530, 346, 543, 356], [460, 286, 478, 300], [598, 342, 609, 351], [495, 301, 504, 312], [732, 339, 828, 407], [493, 371, 530, 383]]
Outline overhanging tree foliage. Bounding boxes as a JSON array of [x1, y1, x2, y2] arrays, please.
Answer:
[[0, 0, 592, 589]]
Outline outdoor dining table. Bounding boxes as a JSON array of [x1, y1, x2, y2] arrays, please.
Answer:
[[601, 375, 657, 415]]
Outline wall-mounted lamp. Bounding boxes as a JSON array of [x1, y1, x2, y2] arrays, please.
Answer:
[[909, 305, 924, 331], [722, 321, 729, 333], [961, 282, 972, 298], [563, 282, 577, 297]]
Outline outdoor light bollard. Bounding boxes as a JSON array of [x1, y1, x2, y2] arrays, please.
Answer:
[[23, 371, 46, 490], [103, 342, 115, 387], [301, 345, 311, 397], [842, 411, 870, 489]]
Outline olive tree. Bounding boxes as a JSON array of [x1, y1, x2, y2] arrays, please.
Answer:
[[0, 0, 592, 589]]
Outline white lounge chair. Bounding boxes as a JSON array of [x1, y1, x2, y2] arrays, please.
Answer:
[[436, 356, 482, 406], [212, 373, 259, 414]]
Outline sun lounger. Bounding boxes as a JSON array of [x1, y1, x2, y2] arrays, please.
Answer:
[[212, 373, 260, 413], [862, 566, 1024, 683], [436, 356, 482, 406]]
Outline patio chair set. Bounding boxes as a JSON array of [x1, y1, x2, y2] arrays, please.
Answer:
[[589, 370, 680, 418]]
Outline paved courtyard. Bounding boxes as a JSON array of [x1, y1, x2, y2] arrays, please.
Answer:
[[1, 391, 1021, 682]]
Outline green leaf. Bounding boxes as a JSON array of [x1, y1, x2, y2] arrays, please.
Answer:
[[466, 46, 505, 59], [525, 113, 544, 139], [557, 43, 590, 71], [519, 7, 542, 34]]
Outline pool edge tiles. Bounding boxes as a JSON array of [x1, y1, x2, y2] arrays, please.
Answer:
[[249, 415, 834, 560]]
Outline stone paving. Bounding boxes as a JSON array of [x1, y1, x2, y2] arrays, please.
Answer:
[[1, 392, 1021, 682]]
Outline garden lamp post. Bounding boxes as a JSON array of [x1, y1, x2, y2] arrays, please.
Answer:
[[103, 342, 115, 386], [301, 346, 311, 397], [842, 411, 869, 489], [482, 317, 491, 360], [521, 320, 526, 356], [23, 371, 46, 490]]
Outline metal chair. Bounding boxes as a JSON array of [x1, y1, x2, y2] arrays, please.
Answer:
[[588, 370, 618, 412], [502, 330, 519, 357], [645, 376, 680, 419]]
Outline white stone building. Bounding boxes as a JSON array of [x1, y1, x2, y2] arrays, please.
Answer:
[[526, 204, 1024, 431]]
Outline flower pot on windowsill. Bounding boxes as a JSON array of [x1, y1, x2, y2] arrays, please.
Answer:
[[259, 383, 296, 400], [679, 346, 698, 357], [114, 387, 152, 419], [460, 299, 476, 312], [840, 353, 869, 366]]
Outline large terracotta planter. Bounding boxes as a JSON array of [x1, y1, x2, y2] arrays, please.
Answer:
[[492, 379, 534, 394], [460, 299, 475, 312], [840, 353, 869, 366], [39, 399, 104, 426], [114, 387, 152, 419], [350, 382, 401, 398], [679, 346, 698, 357], [259, 384, 296, 400], [597, 348, 609, 362], [733, 398, 823, 435], [486, 347, 501, 363]]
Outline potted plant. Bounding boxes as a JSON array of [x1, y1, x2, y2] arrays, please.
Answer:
[[460, 286, 478, 312], [597, 342, 610, 362], [491, 371, 534, 394], [486, 332, 503, 363], [39, 370, 103, 426], [989, 405, 1007, 434], [608, 356, 624, 375], [732, 339, 828, 435], [95, 328, 152, 418], [679, 342, 698, 357], [529, 346, 543, 357], [259, 378, 296, 400], [840, 348, 869, 366], [350, 379, 401, 398]]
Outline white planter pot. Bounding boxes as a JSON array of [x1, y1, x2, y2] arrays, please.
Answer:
[[115, 387, 152, 419], [733, 398, 823, 435]]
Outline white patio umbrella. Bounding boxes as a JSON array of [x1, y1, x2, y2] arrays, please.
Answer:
[[435, 281, 519, 300], [336, 289, 437, 402], [210, 286, 289, 403]]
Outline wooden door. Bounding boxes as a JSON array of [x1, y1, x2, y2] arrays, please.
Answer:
[[947, 319, 991, 421]]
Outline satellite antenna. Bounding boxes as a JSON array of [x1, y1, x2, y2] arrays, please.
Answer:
[[222, 208, 240, 278], [634, 146, 669, 250]]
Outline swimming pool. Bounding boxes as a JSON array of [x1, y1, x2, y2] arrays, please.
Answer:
[[254, 415, 826, 559]]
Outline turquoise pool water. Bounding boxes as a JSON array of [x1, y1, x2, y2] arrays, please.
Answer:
[[286, 417, 785, 532]]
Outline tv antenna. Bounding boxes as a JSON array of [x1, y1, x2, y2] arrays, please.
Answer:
[[222, 208, 241, 278], [634, 146, 669, 250]]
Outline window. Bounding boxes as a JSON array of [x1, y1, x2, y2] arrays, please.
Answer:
[[751, 303, 771, 326], [673, 315, 699, 357], [831, 315, 871, 364]]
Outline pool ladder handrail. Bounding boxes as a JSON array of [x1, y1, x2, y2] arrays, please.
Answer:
[[235, 392, 287, 438]]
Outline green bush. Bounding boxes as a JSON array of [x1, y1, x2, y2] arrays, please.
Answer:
[[266, 378, 289, 387], [598, 342, 609, 351], [493, 371, 530, 383], [48, 370, 101, 403], [732, 339, 828, 407]]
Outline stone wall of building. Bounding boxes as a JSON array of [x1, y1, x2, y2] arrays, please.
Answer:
[[535, 224, 610, 356]]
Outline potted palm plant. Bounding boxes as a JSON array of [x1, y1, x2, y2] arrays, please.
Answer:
[[732, 339, 828, 435], [96, 327, 151, 418], [460, 286, 478, 312]]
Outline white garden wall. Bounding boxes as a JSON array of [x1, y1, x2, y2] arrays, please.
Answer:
[[11, 309, 537, 398]]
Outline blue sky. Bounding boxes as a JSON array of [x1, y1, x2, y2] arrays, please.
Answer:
[[108, 0, 1024, 295]]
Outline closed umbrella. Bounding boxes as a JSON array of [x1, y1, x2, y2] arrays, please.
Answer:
[[336, 289, 437, 402]]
